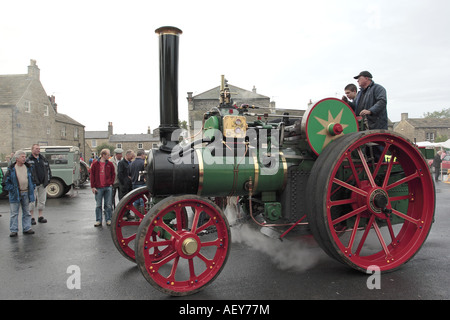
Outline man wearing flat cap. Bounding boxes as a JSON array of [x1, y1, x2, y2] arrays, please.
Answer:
[[353, 71, 388, 130]]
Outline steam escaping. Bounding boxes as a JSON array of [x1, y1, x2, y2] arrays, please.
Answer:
[[224, 198, 325, 272]]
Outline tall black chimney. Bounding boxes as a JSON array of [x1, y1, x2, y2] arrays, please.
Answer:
[[155, 26, 182, 151]]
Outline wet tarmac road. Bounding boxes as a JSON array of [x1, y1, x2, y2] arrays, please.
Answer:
[[1, 182, 449, 301]]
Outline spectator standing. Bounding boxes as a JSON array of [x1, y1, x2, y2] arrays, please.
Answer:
[[130, 150, 146, 211], [90, 149, 115, 227], [110, 148, 123, 209], [433, 151, 443, 182], [117, 150, 135, 220], [118, 150, 134, 200], [3, 150, 36, 237], [28, 144, 52, 224]]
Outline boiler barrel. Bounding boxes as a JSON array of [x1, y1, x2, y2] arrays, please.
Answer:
[[146, 148, 287, 197]]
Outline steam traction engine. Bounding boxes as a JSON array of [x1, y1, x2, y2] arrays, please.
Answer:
[[111, 27, 435, 296]]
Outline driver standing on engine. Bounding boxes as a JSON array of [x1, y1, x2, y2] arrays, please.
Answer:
[[353, 71, 388, 130]]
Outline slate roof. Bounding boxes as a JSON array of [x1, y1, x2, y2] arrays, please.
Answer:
[[56, 113, 85, 127], [404, 118, 450, 128], [0, 75, 32, 106], [193, 84, 269, 100], [85, 131, 110, 139], [109, 133, 158, 142]]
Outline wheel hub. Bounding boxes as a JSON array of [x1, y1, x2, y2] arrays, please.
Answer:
[[182, 237, 198, 255], [369, 188, 389, 215]]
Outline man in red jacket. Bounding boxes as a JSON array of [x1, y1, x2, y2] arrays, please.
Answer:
[[90, 149, 115, 226]]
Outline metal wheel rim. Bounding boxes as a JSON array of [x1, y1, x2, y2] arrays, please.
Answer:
[[312, 131, 435, 272], [111, 186, 150, 262], [136, 196, 230, 296]]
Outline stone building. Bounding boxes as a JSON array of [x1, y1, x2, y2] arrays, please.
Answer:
[[85, 122, 160, 156], [0, 60, 85, 160], [393, 113, 450, 143], [187, 81, 304, 134]]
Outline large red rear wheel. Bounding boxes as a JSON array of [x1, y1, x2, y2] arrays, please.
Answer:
[[135, 195, 230, 296], [307, 131, 435, 272]]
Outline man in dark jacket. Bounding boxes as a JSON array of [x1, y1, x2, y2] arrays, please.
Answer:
[[353, 71, 388, 130], [90, 149, 115, 226], [117, 150, 134, 199], [130, 150, 146, 211], [433, 151, 443, 182], [28, 144, 52, 224]]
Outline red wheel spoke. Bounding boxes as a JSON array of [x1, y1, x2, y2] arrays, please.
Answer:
[[346, 213, 361, 251], [390, 208, 420, 225], [386, 171, 420, 191], [389, 194, 412, 202], [345, 153, 362, 188], [128, 204, 146, 220], [357, 147, 376, 187], [122, 233, 136, 245], [385, 218, 397, 244], [382, 154, 395, 189], [196, 252, 213, 265], [196, 218, 214, 234], [152, 250, 178, 269], [174, 206, 184, 231], [332, 205, 367, 225], [148, 239, 173, 248], [372, 142, 391, 178], [332, 178, 368, 197], [188, 258, 196, 279], [355, 215, 375, 256], [201, 238, 222, 247], [372, 220, 392, 258], [329, 198, 357, 207], [118, 220, 141, 227], [157, 221, 182, 240], [190, 207, 201, 234], [168, 256, 180, 280]]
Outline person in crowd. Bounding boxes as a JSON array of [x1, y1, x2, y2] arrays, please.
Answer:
[[28, 144, 52, 224], [117, 150, 135, 220], [3, 150, 36, 237], [90, 149, 115, 227], [110, 148, 123, 209], [130, 150, 146, 212], [433, 150, 443, 182], [342, 83, 358, 111], [118, 150, 134, 199]]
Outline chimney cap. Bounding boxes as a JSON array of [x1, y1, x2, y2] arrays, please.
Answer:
[[155, 26, 182, 36]]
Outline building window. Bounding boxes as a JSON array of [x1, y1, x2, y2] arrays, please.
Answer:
[[47, 128, 51, 135], [24, 100, 31, 113], [116, 143, 122, 149], [44, 105, 49, 116], [426, 132, 435, 142], [92, 139, 97, 148], [61, 126, 66, 138], [74, 127, 79, 139], [138, 143, 143, 149]]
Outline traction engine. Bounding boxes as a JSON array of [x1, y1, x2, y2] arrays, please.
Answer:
[[111, 26, 435, 296]]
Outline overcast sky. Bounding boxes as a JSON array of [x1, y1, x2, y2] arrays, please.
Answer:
[[1, 0, 449, 134]]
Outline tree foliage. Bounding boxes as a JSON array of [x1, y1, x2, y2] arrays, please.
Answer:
[[423, 108, 450, 118], [96, 143, 114, 155]]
